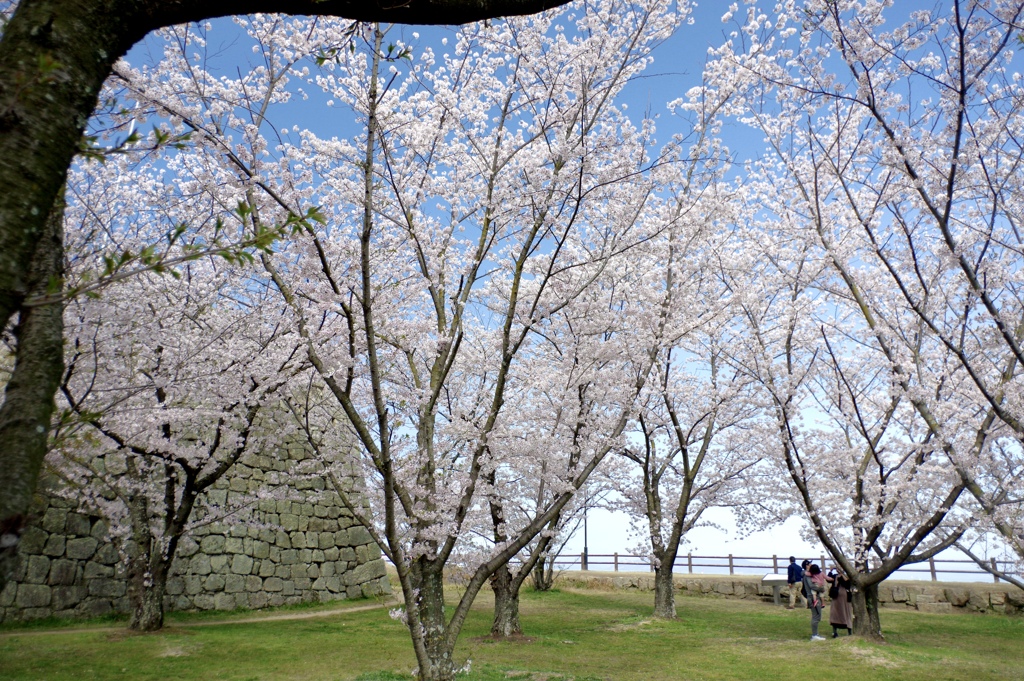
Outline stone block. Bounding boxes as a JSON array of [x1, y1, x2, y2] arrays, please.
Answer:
[[66, 513, 92, 537], [990, 591, 1006, 606], [299, 549, 312, 563], [307, 565, 320, 579], [914, 594, 936, 605], [42, 534, 66, 557], [25, 555, 50, 584], [275, 565, 291, 579], [225, 537, 244, 554], [84, 561, 113, 580], [19, 527, 47, 554], [253, 541, 270, 559], [281, 580, 296, 596], [349, 525, 372, 545], [917, 602, 953, 614], [15, 584, 51, 608], [41, 508, 67, 534], [339, 547, 356, 562], [93, 544, 118, 565], [324, 547, 340, 561], [90, 520, 110, 542], [51, 586, 88, 611], [891, 586, 909, 603], [280, 514, 299, 532], [211, 555, 230, 574], [88, 579, 125, 598], [231, 555, 254, 575], [246, 576, 263, 592], [1007, 589, 1024, 608], [65, 537, 98, 560], [944, 587, 971, 607], [193, 594, 216, 610], [48, 559, 77, 586], [185, 575, 204, 595], [969, 592, 989, 611], [225, 574, 245, 594], [0, 580, 17, 607], [259, 561, 276, 577], [200, 535, 226, 554], [177, 537, 200, 558], [191, 554, 212, 575], [205, 574, 226, 591], [264, 577, 284, 592], [166, 577, 185, 596], [280, 550, 298, 566], [290, 532, 307, 549], [275, 531, 291, 550], [82, 599, 113, 617], [249, 592, 269, 609], [312, 550, 325, 562]]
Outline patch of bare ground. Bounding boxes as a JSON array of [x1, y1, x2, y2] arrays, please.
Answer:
[[606, 617, 653, 632], [503, 672, 581, 680]]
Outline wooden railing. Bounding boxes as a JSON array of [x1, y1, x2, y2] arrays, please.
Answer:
[[549, 552, 1019, 583]]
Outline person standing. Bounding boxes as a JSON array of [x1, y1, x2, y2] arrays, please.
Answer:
[[786, 556, 805, 609], [827, 568, 853, 637], [803, 564, 826, 641]]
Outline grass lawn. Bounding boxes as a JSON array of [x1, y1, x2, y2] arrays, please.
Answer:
[[0, 588, 1021, 681]]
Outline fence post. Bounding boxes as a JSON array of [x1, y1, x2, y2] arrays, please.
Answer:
[[614, 552, 619, 572], [929, 557, 937, 582], [992, 558, 1000, 583], [729, 554, 734, 576], [773, 554, 778, 572], [688, 553, 693, 574], [581, 552, 587, 571], [820, 554, 826, 572]]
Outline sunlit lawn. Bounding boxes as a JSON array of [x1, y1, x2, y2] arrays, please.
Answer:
[[1, 587, 1021, 680]]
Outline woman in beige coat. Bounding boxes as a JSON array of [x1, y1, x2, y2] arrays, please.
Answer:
[[827, 568, 853, 637]]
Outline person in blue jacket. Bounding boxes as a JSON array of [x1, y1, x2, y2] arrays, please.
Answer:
[[786, 556, 806, 609]]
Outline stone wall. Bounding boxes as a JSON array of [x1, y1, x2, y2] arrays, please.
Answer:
[[557, 571, 1024, 615], [0, 449, 390, 624]]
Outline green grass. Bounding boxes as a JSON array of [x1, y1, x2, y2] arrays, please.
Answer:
[[1, 588, 1021, 680]]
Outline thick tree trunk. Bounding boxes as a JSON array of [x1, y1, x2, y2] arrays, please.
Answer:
[[127, 559, 168, 632], [850, 581, 883, 640], [409, 567, 458, 681], [652, 563, 676, 619], [489, 563, 522, 637], [0, 189, 64, 592]]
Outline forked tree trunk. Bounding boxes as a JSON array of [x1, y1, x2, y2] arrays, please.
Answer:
[[489, 563, 522, 637], [652, 562, 676, 619], [531, 555, 555, 591], [850, 581, 883, 640]]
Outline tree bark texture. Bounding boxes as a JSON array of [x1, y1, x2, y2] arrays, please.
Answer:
[[0, 0, 573, 594], [408, 564, 458, 681], [0, 187, 64, 594], [849, 581, 883, 641], [489, 563, 522, 637], [652, 563, 676, 619]]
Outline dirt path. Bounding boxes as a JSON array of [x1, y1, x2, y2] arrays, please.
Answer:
[[0, 597, 398, 639]]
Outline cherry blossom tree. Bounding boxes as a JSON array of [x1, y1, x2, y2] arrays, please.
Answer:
[[704, 0, 1024, 593], [0, 0, 577, 594], [89, 3, 685, 676], [53, 246, 301, 630]]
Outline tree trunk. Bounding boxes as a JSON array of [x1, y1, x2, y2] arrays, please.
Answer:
[[0, 188, 64, 592], [652, 562, 676, 619], [531, 555, 555, 591], [408, 566, 458, 681], [127, 559, 168, 632], [489, 562, 522, 637], [850, 581, 883, 640]]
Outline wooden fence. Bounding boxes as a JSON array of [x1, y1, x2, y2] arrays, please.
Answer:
[[550, 552, 1019, 583]]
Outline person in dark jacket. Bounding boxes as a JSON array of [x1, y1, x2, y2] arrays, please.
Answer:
[[786, 556, 805, 609]]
